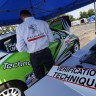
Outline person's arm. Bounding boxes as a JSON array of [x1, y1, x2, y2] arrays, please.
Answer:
[[45, 22, 54, 42], [16, 27, 27, 52]]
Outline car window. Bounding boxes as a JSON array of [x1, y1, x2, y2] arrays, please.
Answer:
[[59, 31, 68, 39], [53, 30, 68, 40], [53, 31, 61, 40]]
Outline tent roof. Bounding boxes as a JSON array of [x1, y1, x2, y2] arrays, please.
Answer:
[[88, 14, 95, 21], [0, 0, 94, 26]]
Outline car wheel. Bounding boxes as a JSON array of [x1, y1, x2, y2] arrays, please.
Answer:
[[73, 42, 80, 53], [0, 82, 26, 96]]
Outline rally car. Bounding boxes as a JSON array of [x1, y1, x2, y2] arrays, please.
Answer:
[[0, 29, 80, 96]]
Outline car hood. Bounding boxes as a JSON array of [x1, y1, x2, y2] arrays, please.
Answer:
[[0, 50, 8, 59]]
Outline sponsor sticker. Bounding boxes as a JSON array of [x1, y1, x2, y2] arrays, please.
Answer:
[[65, 39, 71, 47], [25, 73, 36, 85], [3, 61, 31, 70]]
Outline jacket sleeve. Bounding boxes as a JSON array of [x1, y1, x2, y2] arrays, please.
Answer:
[[45, 22, 54, 42], [16, 27, 27, 52]]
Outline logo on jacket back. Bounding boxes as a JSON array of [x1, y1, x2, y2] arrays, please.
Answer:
[[27, 24, 46, 42], [28, 24, 38, 34]]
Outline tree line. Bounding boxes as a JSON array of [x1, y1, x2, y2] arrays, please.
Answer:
[[69, 9, 94, 21]]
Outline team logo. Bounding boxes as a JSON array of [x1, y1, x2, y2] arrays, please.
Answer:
[[28, 24, 38, 34]]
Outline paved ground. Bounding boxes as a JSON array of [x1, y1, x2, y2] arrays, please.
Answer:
[[71, 22, 95, 48]]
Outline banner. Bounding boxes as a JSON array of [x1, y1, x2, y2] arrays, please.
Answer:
[[47, 65, 96, 89]]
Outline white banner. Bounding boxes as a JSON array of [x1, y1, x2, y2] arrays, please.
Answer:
[[47, 65, 96, 89]]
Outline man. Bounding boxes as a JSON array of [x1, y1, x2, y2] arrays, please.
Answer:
[[16, 10, 55, 79]]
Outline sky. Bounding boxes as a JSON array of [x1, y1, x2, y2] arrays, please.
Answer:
[[66, 3, 94, 18]]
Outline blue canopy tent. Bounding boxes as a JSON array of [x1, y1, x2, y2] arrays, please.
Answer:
[[88, 15, 95, 22], [0, 0, 94, 26]]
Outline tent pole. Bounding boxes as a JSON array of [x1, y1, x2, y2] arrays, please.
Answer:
[[94, 0, 96, 35], [29, 0, 34, 15]]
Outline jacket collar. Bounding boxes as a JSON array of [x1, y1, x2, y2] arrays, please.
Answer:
[[24, 17, 35, 21]]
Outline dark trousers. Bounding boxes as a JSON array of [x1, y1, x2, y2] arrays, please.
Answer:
[[30, 48, 55, 79]]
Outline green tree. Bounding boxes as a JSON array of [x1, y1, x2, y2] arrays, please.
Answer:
[[68, 15, 76, 21], [80, 11, 88, 19], [88, 9, 94, 17]]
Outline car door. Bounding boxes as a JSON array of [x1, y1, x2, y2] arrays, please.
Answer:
[[51, 30, 72, 64], [0, 33, 34, 87]]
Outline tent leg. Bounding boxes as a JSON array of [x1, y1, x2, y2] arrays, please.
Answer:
[[94, 0, 96, 35]]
